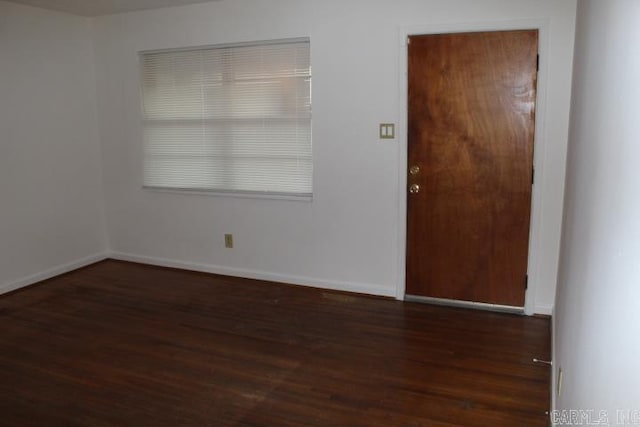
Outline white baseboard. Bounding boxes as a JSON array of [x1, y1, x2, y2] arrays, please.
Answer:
[[4, 249, 546, 313], [0, 252, 109, 296], [535, 304, 553, 316], [109, 251, 396, 298]]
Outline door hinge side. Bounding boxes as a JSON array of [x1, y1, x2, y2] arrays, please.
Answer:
[[532, 167, 535, 185], [407, 36, 411, 45], [525, 274, 529, 290], [536, 54, 540, 72]]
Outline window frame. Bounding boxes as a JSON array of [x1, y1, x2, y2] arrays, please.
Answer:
[[137, 37, 313, 201]]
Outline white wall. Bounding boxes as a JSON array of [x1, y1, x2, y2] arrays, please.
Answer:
[[93, 0, 576, 313], [553, 0, 640, 419], [0, 2, 108, 293]]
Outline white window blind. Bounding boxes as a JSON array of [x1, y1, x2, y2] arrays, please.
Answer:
[[140, 39, 312, 197]]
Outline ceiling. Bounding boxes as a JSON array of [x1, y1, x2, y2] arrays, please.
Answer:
[[4, 0, 221, 17]]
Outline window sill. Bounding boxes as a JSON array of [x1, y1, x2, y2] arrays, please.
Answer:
[[142, 186, 313, 202]]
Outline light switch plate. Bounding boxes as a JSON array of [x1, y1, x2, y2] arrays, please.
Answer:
[[380, 123, 395, 139]]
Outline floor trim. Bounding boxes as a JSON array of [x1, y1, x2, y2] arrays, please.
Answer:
[[0, 252, 109, 296], [109, 251, 396, 298], [534, 304, 553, 316]]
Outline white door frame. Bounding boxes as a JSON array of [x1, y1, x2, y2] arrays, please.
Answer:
[[395, 19, 550, 316]]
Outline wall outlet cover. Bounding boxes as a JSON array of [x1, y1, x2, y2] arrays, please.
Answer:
[[224, 234, 233, 248]]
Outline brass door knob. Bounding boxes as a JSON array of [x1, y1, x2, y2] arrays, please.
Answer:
[[409, 184, 420, 194]]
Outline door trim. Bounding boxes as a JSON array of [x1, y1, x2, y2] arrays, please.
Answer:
[[395, 19, 550, 316]]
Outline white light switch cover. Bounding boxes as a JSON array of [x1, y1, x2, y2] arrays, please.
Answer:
[[379, 123, 395, 139]]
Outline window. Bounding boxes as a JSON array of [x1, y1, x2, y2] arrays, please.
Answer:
[[140, 39, 312, 197]]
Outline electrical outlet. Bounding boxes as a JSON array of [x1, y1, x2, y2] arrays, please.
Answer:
[[224, 234, 233, 248], [557, 367, 563, 397]]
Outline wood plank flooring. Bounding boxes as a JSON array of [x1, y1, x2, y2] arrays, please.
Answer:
[[0, 260, 551, 426]]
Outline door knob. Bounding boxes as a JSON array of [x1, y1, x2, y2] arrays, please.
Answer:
[[409, 184, 420, 194], [409, 165, 420, 175]]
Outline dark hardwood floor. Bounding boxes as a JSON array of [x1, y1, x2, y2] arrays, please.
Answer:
[[0, 260, 550, 426]]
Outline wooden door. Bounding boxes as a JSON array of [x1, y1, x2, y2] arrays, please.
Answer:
[[406, 30, 538, 307]]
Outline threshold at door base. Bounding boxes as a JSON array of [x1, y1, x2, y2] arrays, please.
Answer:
[[405, 295, 525, 315]]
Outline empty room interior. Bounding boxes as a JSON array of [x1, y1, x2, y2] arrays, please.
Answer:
[[1, 0, 638, 425]]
